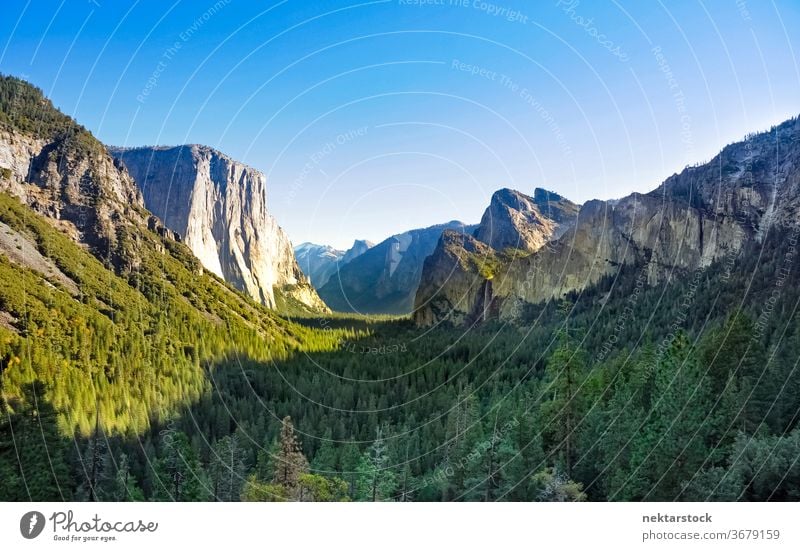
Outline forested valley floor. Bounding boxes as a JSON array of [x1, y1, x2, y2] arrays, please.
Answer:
[[4, 206, 800, 502]]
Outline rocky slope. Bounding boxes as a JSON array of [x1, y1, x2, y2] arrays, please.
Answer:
[[473, 188, 578, 252], [110, 145, 326, 311], [0, 75, 329, 438], [415, 116, 800, 325], [0, 77, 159, 273], [319, 221, 474, 314], [341, 238, 374, 264], [294, 239, 373, 289]]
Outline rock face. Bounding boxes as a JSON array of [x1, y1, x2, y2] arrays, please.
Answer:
[[319, 221, 474, 314], [412, 230, 501, 326], [474, 188, 578, 252], [415, 116, 800, 325], [294, 243, 343, 289], [341, 239, 374, 264], [294, 239, 373, 289], [0, 76, 154, 272], [110, 145, 325, 311]]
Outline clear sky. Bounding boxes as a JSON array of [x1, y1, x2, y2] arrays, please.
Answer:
[[2, 0, 799, 249]]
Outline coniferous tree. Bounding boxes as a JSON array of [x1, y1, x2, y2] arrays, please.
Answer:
[[540, 331, 587, 477], [272, 416, 309, 498], [151, 431, 210, 501], [355, 427, 396, 501], [209, 434, 247, 502], [110, 453, 144, 501]]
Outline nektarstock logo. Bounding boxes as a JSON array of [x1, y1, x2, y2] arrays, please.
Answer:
[[20, 511, 45, 539]]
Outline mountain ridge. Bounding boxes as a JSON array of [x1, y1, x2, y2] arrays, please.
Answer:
[[414, 115, 800, 325]]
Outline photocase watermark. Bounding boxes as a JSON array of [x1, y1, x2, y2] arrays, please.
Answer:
[[19, 510, 158, 542], [338, 339, 408, 355], [20, 511, 45, 539], [455, 0, 529, 23], [652, 46, 694, 157], [137, 0, 232, 104], [556, 0, 630, 62], [399, 0, 529, 24], [736, 0, 752, 22], [285, 126, 369, 205], [451, 59, 573, 158]]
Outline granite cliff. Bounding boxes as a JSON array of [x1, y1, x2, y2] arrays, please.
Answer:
[[414, 117, 800, 325], [110, 145, 326, 311], [0, 76, 169, 274]]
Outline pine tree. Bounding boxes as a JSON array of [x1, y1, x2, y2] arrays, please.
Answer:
[[624, 333, 712, 500], [355, 427, 396, 501], [0, 382, 70, 500], [540, 331, 587, 477], [209, 434, 247, 502], [531, 467, 587, 502], [110, 453, 144, 501], [151, 431, 210, 501], [272, 416, 308, 498], [310, 429, 338, 475]]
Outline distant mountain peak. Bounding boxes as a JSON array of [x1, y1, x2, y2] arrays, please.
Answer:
[[318, 221, 475, 315]]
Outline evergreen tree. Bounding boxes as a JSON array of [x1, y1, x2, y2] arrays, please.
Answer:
[[151, 431, 210, 501], [624, 333, 712, 500], [0, 382, 70, 500], [540, 331, 587, 477], [272, 416, 309, 498], [209, 434, 247, 502], [531, 467, 587, 502], [109, 453, 144, 501], [355, 427, 396, 501]]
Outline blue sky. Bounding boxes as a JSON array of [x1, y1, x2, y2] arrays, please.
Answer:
[[2, 0, 799, 249]]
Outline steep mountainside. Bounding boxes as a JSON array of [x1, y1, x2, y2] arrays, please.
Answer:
[[415, 116, 800, 325], [0, 78, 155, 273], [341, 238, 374, 264], [319, 221, 474, 314], [294, 238, 373, 289], [110, 145, 325, 311], [0, 76, 342, 440], [473, 188, 578, 252]]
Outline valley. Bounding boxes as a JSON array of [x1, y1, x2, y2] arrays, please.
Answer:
[[1, 74, 800, 502]]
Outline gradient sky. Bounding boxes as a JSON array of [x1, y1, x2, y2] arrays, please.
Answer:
[[1, 0, 799, 249]]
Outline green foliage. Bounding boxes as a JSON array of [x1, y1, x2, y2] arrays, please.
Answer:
[[0, 74, 101, 157], [3, 174, 800, 501], [355, 428, 397, 501], [241, 475, 287, 502], [531, 467, 587, 502], [297, 473, 349, 502]]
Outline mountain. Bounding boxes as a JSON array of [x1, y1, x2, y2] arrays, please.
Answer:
[[109, 144, 325, 312], [294, 238, 373, 289], [415, 116, 800, 325], [473, 188, 578, 252], [341, 238, 374, 264], [319, 221, 474, 314], [0, 75, 334, 441], [294, 243, 343, 288], [0, 79, 150, 273]]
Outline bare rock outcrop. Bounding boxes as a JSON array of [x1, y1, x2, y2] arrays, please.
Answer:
[[110, 145, 326, 310], [414, 116, 800, 325]]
